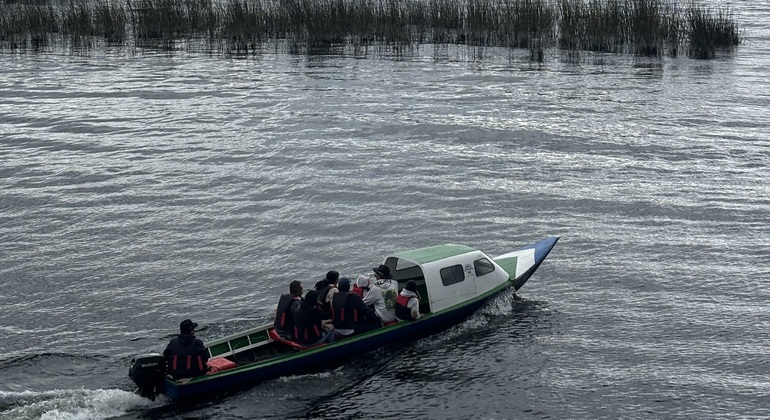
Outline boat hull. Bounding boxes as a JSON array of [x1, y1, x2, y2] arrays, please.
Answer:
[[161, 236, 560, 400]]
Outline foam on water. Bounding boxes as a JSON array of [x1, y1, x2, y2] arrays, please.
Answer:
[[0, 389, 158, 420]]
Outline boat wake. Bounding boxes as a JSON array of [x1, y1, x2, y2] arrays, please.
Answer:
[[0, 388, 159, 420]]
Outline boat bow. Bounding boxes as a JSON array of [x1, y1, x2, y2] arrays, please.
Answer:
[[493, 236, 560, 290]]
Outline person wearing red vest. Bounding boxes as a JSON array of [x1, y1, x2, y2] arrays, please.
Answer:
[[351, 274, 370, 299], [163, 319, 209, 379], [273, 280, 303, 339], [395, 280, 422, 321]]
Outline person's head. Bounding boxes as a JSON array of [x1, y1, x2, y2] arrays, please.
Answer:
[[302, 290, 320, 310], [373, 264, 391, 280], [180, 319, 198, 334], [289, 280, 303, 297], [326, 270, 339, 284], [338, 277, 351, 293], [405, 280, 417, 293], [356, 274, 370, 289]]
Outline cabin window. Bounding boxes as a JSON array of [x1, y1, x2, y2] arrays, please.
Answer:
[[440, 265, 465, 286], [474, 258, 495, 277]]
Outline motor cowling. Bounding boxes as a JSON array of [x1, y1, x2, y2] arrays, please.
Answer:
[[129, 354, 166, 400]]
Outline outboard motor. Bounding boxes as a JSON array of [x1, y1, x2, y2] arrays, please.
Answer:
[[128, 354, 166, 401]]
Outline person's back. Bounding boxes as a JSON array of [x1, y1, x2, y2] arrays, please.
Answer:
[[163, 319, 209, 379], [333, 278, 382, 336], [294, 290, 335, 346], [273, 280, 303, 339], [396, 280, 422, 321], [316, 270, 339, 319], [364, 265, 398, 323]]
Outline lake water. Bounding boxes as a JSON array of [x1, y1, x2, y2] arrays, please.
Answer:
[[1, 2, 769, 419]]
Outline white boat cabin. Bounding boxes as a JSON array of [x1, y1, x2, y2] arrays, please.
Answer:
[[380, 244, 517, 314]]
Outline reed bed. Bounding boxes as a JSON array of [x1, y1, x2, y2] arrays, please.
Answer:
[[0, 0, 741, 58]]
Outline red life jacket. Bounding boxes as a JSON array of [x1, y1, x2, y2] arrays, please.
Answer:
[[395, 294, 417, 320], [351, 285, 366, 298]]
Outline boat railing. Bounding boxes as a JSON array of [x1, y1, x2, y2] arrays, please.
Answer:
[[205, 324, 273, 359]]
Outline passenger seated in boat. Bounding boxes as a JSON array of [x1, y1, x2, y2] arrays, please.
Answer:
[[352, 274, 370, 299], [396, 280, 422, 321], [293, 290, 335, 346], [163, 319, 210, 380], [363, 265, 399, 324], [332, 277, 382, 337], [273, 280, 303, 340], [315, 270, 339, 319]]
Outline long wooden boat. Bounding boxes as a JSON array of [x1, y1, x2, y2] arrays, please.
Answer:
[[128, 236, 560, 401]]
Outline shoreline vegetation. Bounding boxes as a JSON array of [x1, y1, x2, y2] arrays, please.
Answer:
[[0, 0, 740, 59]]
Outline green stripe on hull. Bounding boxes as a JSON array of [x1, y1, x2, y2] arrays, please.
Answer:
[[393, 244, 475, 265]]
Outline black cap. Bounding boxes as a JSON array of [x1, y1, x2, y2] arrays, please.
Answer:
[[326, 270, 339, 283], [180, 319, 198, 332], [373, 264, 391, 279], [405, 280, 417, 293]]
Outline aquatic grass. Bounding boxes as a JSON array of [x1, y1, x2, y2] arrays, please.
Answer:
[[61, 1, 94, 37], [686, 3, 739, 58], [0, 0, 742, 60], [94, 0, 128, 42], [220, 0, 269, 53]]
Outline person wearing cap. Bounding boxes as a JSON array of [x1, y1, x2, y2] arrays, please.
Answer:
[[331, 277, 382, 337], [363, 264, 399, 324], [273, 280, 304, 340], [315, 270, 339, 319], [351, 274, 370, 299], [395, 280, 422, 321], [163, 319, 209, 379]]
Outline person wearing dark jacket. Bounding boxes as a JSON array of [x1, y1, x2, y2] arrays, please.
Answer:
[[163, 319, 209, 379], [315, 270, 339, 319], [274, 280, 303, 339], [331, 277, 382, 337], [293, 290, 335, 346]]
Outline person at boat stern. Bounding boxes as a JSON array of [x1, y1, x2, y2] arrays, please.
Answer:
[[363, 265, 399, 324], [332, 277, 382, 337], [396, 280, 422, 321], [274, 280, 303, 339], [163, 319, 209, 379], [294, 290, 335, 346]]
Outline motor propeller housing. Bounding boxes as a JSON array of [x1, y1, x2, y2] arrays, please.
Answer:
[[128, 354, 166, 401]]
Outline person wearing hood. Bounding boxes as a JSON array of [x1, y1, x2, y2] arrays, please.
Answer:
[[351, 274, 371, 299], [315, 270, 339, 319], [363, 264, 399, 324], [396, 280, 422, 321], [293, 290, 335, 346], [163, 319, 209, 379]]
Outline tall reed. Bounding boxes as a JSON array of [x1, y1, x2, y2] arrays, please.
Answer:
[[0, 0, 742, 59]]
